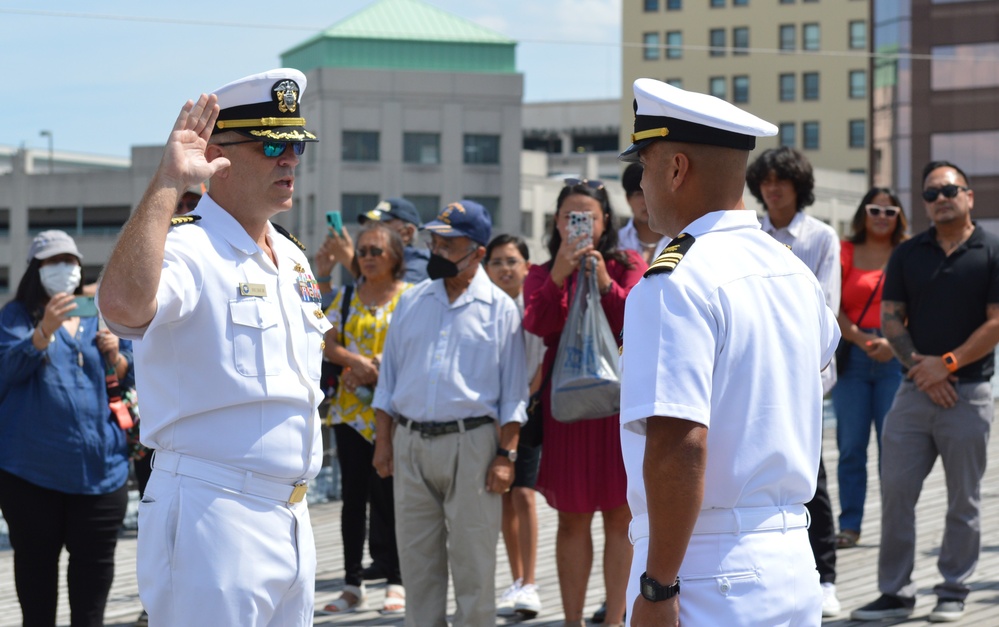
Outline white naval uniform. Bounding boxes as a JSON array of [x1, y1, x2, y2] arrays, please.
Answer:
[[102, 196, 332, 627], [619, 210, 839, 626]]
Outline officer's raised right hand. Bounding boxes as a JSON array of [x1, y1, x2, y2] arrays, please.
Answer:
[[158, 94, 230, 193]]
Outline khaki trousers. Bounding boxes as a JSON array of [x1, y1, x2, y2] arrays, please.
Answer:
[[393, 421, 501, 627]]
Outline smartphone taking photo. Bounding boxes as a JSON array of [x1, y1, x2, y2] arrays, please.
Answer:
[[71, 296, 99, 318], [567, 211, 594, 251], [326, 211, 344, 237]]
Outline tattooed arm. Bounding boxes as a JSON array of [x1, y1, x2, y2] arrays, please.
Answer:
[[881, 300, 917, 369]]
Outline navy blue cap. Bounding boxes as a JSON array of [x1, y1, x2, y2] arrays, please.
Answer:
[[423, 200, 492, 247], [358, 198, 421, 227]]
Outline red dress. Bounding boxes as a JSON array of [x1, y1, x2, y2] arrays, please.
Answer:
[[523, 250, 647, 513]]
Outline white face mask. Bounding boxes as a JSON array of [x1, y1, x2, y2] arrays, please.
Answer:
[[39, 262, 82, 297]]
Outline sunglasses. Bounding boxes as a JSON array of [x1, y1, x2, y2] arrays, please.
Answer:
[[215, 139, 306, 158], [922, 184, 968, 202], [176, 199, 199, 212], [357, 246, 384, 258], [865, 204, 900, 218], [563, 177, 605, 191]]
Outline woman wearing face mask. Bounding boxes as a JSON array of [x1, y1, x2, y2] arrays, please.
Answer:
[[0, 230, 132, 627], [522, 180, 647, 627]]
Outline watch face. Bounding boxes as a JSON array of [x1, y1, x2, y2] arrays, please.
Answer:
[[642, 580, 655, 599], [508, 450, 518, 462]]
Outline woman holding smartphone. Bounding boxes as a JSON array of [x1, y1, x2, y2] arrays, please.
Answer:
[[523, 179, 646, 627], [0, 230, 131, 627]]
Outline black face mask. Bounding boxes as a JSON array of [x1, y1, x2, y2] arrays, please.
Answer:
[[427, 250, 475, 280]]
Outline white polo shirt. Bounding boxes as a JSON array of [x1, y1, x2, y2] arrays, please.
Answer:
[[103, 197, 331, 480], [620, 210, 839, 521]]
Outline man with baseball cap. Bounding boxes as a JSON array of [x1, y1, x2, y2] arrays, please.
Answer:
[[618, 78, 839, 626], [98, 68, 330, 626], [371, 200, 528, 625]]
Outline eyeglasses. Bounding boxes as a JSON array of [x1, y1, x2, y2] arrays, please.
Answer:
[[357, 246, 384, 258], [563, 178, 605, 191], [486, 258, 524, 269], [865, 204, 900, 218], [922, 184, 968, 202], [214, 139, 306, 158]]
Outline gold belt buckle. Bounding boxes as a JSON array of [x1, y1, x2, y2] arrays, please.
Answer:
[[289, 480, 308, 504]]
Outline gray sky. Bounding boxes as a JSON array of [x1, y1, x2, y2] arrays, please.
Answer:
[[1, 0, 621, 158]]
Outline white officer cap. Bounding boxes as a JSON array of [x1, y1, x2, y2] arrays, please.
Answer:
[[620, 78, 777, 162], [211, 68, 318, 142]]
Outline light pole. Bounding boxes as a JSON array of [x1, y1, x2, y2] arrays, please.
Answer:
[[39, 130, 53, 174]]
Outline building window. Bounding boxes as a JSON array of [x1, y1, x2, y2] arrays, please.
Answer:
[[779, 24, 795, 51], [803, 121, 820, 150], [341, 193, 380, 222], [342, 131, 379, 162], [849, 70, 867, 99], [779, 123, 796, 147], [405, 195, 441, 224], [463, 134, 500, 164], [644, 0, 659, 10], [710, 29, 726, 57], [803, 72, 820, 100], [643, 32, 660, 60], [667, 0, 682, 9], [803, 24, 820, 51], [709, 76, 726, 99], [733, 0, 748, 5], [779, 73, 795, 101], [665, 78, 684, 88], [849, 120, 866, 148], [733, 75, 749, 103], [666, 31, 683, 59], [932, 43, 999, 90], [779, 0, 794, 3], [733, 27, 749, 56], [849, 21, 866, 50], [710, 0, 724, 7], [403, 133, 441, 164]]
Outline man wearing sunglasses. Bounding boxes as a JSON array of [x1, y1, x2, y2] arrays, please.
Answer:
[[97, 69, 329, 627], [852, 161, 999, 623]]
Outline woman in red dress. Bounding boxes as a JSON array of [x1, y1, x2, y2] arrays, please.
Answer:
[[523, 179, 647, 626]]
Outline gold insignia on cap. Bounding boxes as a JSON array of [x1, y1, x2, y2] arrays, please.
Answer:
[[644, 233, 696, 277], [438, 202, 466, 225], [170, 214, 202, 227], [274, 80, 299, 114], [631, 127, 670, 143]]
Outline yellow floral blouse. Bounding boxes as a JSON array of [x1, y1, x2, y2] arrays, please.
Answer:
[[325, 283, 412, 442]]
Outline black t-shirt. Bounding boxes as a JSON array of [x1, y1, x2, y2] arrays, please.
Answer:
[[882, 224, 999, 381]]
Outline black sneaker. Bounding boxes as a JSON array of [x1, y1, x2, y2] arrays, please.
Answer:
[[591, 601, 607, 624], [850, 594, 916, 621], [929, 599, 965, 623]]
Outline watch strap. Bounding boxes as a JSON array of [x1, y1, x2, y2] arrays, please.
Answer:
[[640, 572, 680, 602]]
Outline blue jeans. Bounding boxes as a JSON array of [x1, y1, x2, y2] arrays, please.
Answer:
[[830, 342, 902, 533]]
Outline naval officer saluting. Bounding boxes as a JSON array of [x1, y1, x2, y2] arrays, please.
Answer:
[[98, 68, 331, 626], [618, 79, 840, 626]]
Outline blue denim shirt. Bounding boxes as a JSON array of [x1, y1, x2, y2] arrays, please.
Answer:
[[0, 301, 130, 494]]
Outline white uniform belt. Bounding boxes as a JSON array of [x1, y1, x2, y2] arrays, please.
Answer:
[[152, 450, 308, 505], [628, 504, 810, 543]]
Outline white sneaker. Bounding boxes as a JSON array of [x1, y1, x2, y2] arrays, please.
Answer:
[[497, 578, 522, 616], [514, 583, 542, 618], [821, 582, 841, 617]]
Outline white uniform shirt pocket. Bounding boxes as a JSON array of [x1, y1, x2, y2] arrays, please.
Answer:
[[229, 299, 287, 376]]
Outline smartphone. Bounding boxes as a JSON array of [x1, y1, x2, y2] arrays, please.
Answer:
[[72, 296, 99, 318], [567, 211, 593, 250], [326, 210, 343, 237]]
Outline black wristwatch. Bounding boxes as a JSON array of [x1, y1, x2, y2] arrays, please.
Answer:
[[640, 572, 680, 602], [496, 447, 518, 462]]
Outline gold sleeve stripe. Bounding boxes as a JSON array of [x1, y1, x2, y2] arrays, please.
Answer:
[[217, 117, 307, 129]]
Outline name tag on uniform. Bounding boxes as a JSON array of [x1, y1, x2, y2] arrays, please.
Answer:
[[238, 282, 267, 297]]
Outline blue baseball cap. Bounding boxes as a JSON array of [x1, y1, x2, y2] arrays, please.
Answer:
[[423, 200, 492, 247], [358, 197, 422, 227]]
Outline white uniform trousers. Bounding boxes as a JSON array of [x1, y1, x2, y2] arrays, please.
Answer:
[[137, 469, 316, 627], [627, 525, 821, 626]]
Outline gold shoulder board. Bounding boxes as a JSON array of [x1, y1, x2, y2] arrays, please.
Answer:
[[170, 214, 201, 227], [273, 223, 306, 251], [644, 233, 696, 277]]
